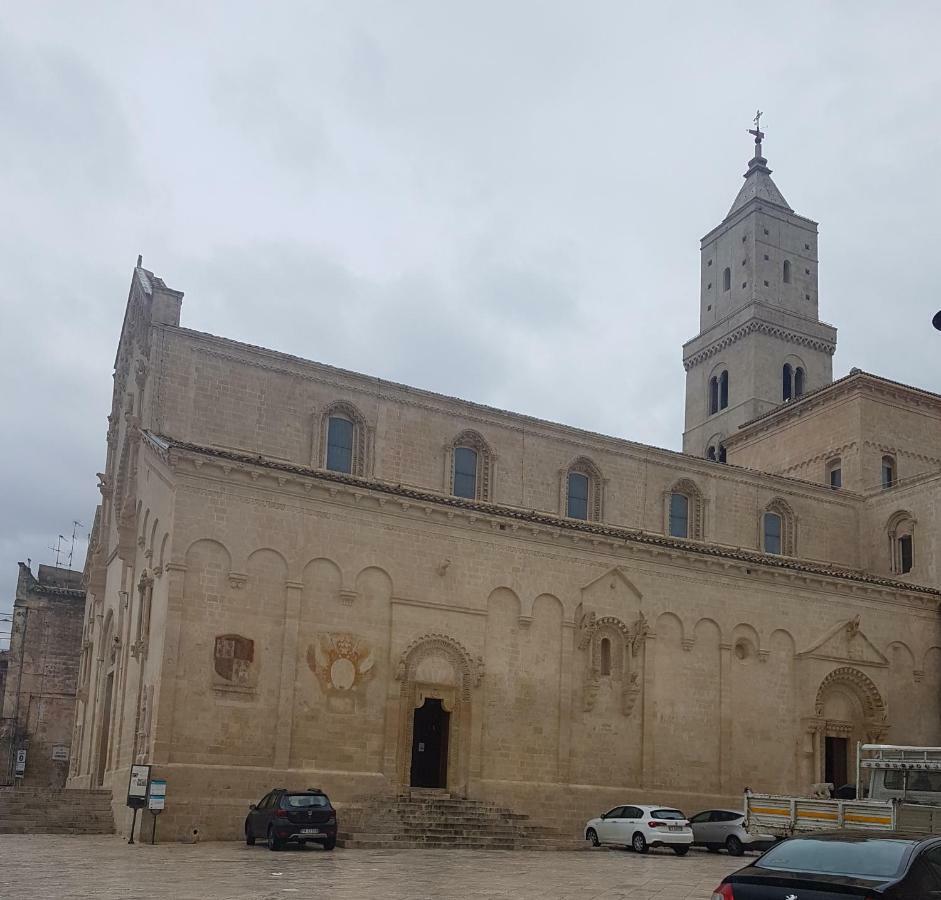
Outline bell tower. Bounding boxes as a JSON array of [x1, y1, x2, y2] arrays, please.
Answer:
[[682, 117, 837, 458]]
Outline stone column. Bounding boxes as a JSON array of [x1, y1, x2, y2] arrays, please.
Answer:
[[557, 620, 576, 782], [151, 562, 186, 765], [719, 642, 733, 795], [274, 581, 302, 768], [640, 632, 656, 787]]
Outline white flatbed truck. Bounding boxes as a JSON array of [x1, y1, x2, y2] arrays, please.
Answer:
[[744, 744, 941, 838]]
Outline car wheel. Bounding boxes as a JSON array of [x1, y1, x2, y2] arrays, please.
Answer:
[[245, 822, 255, 846], [706, 844, 720, 853], [323, 838, 336, 851], [632, 832, 648, 854], [586, 828, 600, 847], [726, 835, 745, 857], [672, 845, 689, 856], [267, 826, 282, 852]]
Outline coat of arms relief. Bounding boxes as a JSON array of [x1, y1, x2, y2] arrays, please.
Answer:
[[307, 633, 375, 692]]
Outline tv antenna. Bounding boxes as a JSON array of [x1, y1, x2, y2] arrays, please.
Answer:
[[67, 520, 84, 570], [49, 535, 67, 568]]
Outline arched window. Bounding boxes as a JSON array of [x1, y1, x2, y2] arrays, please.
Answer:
[[887, 511, 915, 575], [763, 513, 782, 554], [452, 447, 478, 499], [561, 457, 603, 521], [723, 267, 731, 291], [783, 259, 792, 283], [761, 499, 796, 556], [794, 367, 805, 397], [669, 492, 689, 538], [448, 430, 493, 501], [326, 416, 354, 474], [709, 377, 719, 415], [826, 458, 842, 490], [719, 370, 729, 410], [567, 472, 589, 520], [783, 363, 793, 401], [706, 446, 717, 461], [881, 455, 897, 489], [718, 444, 727, 463], [319, 401, 370, 476], [600, 638, 612, 676], [666, 479, 704, 539]]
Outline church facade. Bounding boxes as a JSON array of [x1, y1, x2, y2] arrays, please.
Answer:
[[67, 134, 941, 840]]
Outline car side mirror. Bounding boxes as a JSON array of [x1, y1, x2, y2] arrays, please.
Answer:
[[249, 804, 257, 810]]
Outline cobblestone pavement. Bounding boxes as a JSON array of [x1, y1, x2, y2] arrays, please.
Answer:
[[0, 835, 745, 899]]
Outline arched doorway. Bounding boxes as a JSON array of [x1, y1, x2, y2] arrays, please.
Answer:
[[811, 667, 887, 788], [393, 634, 483, 795]]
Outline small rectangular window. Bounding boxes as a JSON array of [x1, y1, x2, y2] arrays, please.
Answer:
[[829, 467, 842, 489], [882, 458, 896, 489]]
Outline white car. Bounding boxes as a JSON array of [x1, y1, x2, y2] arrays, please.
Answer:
[[585, 804, 693, 854], [688, 808, 776, 856]]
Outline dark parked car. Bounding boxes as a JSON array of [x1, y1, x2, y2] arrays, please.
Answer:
[[711, 832, 941, 898], [244, 788, 337, 851]]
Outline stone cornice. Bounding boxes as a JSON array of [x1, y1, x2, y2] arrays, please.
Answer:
[[683, 319, 836, 371], [144, 432, 940, 603]]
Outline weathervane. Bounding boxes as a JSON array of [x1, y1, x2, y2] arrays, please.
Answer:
[[748, 109, 765, 157]]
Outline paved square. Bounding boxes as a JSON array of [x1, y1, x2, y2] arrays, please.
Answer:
[[0, 835, 744, 899]]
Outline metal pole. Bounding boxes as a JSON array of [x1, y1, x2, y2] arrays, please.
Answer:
[[152, 812, 157, 845], [128, 806, 138, 845]]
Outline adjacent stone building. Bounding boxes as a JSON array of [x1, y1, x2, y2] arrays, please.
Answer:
[[67, 134, 941, 840], [1, 563, 85, 787]]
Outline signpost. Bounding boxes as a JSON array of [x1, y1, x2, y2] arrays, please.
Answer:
[[147, 779, 167, 845], [126, 764, 151, 845], [14, 749, 26, 779]]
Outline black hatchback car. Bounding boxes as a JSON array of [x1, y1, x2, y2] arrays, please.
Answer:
[[244, 788, 337, 851], [711, 832, 941, 898]]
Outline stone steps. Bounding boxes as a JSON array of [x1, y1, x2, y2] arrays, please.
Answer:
[[0, 788, 115, 835], [336, 791, 583, 851]]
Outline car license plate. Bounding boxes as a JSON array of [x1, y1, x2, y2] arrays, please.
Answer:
[[300, 828, 320, 834], [668, 825, 682, 832]]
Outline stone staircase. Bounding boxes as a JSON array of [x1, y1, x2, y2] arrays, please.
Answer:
[[337, 789, 583, 850], [0, 787, 115, 834]]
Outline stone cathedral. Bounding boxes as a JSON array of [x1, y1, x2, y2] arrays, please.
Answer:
[[68, 130, 941, 840]]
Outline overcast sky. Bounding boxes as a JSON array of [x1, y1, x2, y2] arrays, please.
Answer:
[[2, 2, 940, 639]]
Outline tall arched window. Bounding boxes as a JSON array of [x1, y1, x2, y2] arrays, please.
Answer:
[[881, 455, 897, 489], [669, 492, 690, 538], [567, 472, 589, 520], [761, 499, 796, 556], [709, 377, 719, 415], [723, 267, 731, 291], [452, 447, 478, 499], [600, 638, 612, 676], [783, 363, 793, 401], [887, 511, 915, 575], [561, 457, 603, 521], [706, 446, 717, 461], [763, 512, 782, 554], [319, 400, 370, 476], [448, 430, 493, 501], [326, 416, 354, 474], [794, 367, 805, 397], [826, 458, 842, 489], [666, 479, 704, 540], [719, 370, 729, 409], [783, 259, 792, 283]]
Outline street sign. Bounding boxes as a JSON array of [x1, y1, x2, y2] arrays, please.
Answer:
[[14, 749, 27, 777], [127, 764, 151, 808], [52, 745, 69, 761], [148, 779, 167, 812]]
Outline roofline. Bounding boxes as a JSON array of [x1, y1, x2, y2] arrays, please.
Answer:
[[156, 323, 859, 501], [727, 370, 941, 443], [148, 433, 938, 599]]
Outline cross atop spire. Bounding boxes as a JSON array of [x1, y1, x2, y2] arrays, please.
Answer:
[[747, 108, 765, 161]]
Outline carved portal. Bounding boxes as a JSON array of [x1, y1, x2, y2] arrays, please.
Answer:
[[393, 633, 483, 795]]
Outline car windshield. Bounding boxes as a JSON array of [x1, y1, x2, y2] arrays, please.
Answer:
[[651, 809, 685, 820], [758, 838, 914, 879], [283, 794, 329, 808]]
